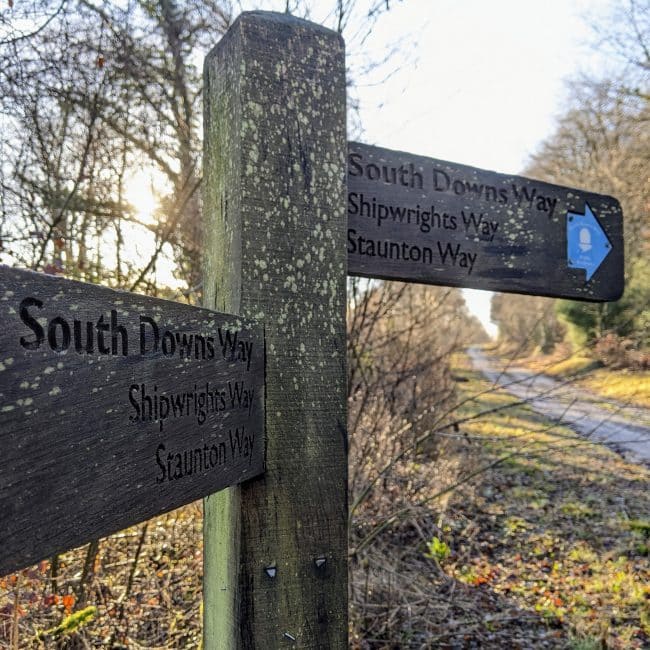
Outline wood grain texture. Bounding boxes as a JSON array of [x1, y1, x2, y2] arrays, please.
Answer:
[[203, 11, 347, 649], [0, 266, 264, 577], [348, 142, 624, 301]]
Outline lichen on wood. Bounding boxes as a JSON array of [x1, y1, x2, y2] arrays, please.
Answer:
[[203, 11, 347, 649]]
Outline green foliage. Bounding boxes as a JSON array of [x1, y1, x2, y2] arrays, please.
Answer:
[[38, 606, 97, 639], [424, 536, 451, 563], [625, 258, 650, 349], [568, 635, 603, 650], [626, 518, 650, 538], [504, 516, 530, 536], [557, 258, 650, 349], [560, 501, 595, 519]]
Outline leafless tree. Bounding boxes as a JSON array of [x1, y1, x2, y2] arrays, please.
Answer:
[[1, 0, 402, 296]]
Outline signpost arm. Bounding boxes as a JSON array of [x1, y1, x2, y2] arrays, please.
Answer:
[[203, 11, 348, 648]]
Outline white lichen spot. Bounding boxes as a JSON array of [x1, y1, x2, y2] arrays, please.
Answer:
[[19, 381, 29, 389], [49, 386, 61, 396], [43, 366, 55, 375], [2, 405, 15, 413]]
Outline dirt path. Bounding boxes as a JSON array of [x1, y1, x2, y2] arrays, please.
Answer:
[[468, 347, 650, 465]]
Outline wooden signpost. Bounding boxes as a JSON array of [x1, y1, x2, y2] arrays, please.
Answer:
[[0, 266, 264, 577], [348, 142, 624, 301], [0, 9, 626, 650], [202, 12, 348, 649]]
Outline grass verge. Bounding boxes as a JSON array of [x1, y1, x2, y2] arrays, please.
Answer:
[[351, 353, 649, 648], [499, 343, 650, 409], [444, 356, 650, 648]]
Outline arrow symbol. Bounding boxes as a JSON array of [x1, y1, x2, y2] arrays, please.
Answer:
[[566, 203, 612, 282]]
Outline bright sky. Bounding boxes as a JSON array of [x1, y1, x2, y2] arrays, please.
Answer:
[[347, 0, 609, 337]]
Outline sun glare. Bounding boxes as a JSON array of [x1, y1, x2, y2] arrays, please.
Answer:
[[120, 170, 185, 292], [125, 170, 159, 224]]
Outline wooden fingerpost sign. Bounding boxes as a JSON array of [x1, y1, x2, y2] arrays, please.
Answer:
[[0, 266, 264, 577], [347, 142, 624, 301], [203, 11, 347, 649]]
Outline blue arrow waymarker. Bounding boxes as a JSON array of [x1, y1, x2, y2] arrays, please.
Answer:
[[567, 203, 612, 282]]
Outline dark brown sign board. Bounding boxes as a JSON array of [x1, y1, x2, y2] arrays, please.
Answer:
[[0, 266, 265, 576], [347, 142, 624, 301]]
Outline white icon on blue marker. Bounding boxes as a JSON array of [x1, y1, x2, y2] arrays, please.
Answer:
[[567, 203, 612, 282]]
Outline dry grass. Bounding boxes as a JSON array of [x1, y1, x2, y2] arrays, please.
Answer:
[[498, 343, 650, 409], [579, 369, 650, 408], [0, 504, 203, 648], [349, 355, 650, 649]]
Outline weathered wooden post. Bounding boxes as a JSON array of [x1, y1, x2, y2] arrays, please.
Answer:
[[203, 12, 348, 648]]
